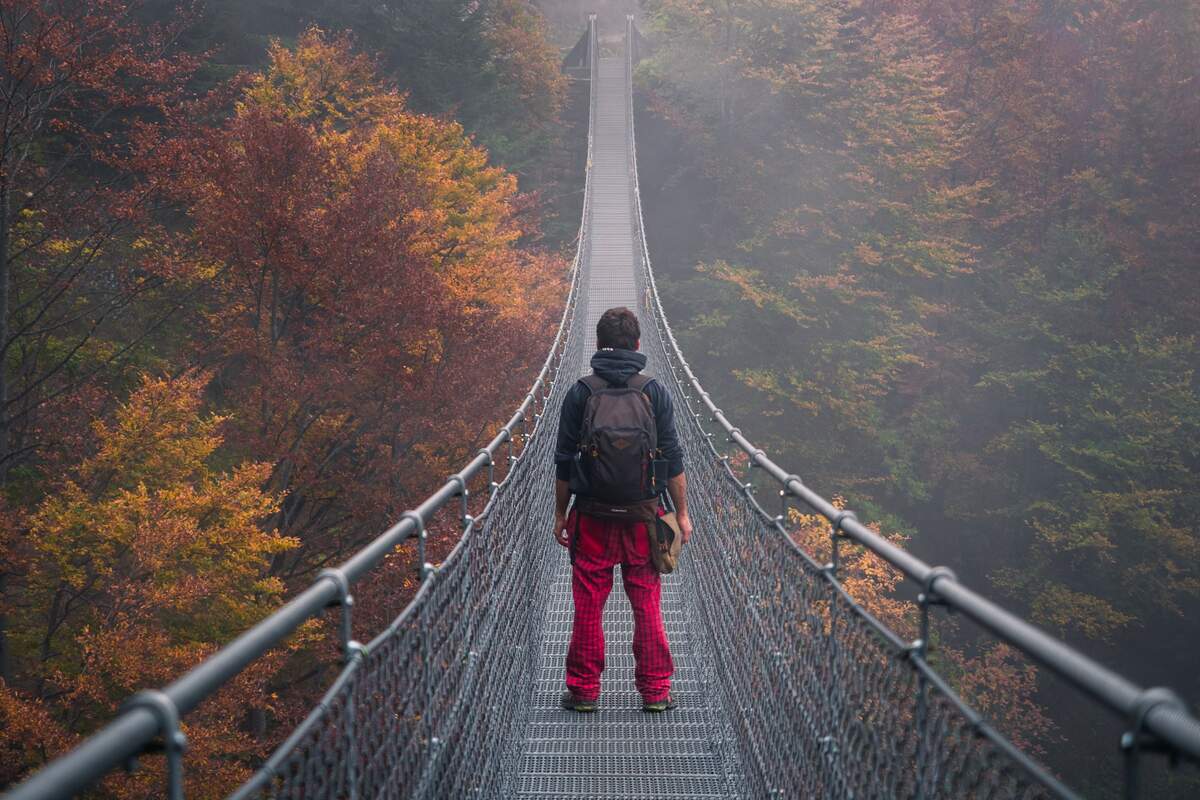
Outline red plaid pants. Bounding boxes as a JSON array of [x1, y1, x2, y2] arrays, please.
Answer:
[[564, 509, 674, 703]]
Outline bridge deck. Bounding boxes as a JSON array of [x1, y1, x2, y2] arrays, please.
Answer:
[[509, 54, 741, 799]]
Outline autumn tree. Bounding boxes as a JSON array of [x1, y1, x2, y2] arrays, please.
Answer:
[[0, 0, 201, 480], [0, 0, 210, 694], [2, 373, 295, 794], [907, 0, 1200, 641], [176, 28, 563, 601], [642, 0, 976, 513], [188, 0, 567, 176]]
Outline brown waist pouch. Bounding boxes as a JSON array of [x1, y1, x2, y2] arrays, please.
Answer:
[[575, 497, 659, 523]]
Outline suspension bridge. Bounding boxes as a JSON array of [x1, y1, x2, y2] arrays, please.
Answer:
[[8, 18, 1200, 800]]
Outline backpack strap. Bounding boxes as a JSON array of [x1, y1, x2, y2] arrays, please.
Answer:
[[579, 373, 652, 393], [580, 375, 609, 393], [626, 374, 652, 392]]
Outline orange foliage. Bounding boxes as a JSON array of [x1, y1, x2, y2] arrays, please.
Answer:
[[482, 0, 568, 128], [0, 10, 566, 796], [0, 679, 73, 787], [7, 373, 302, 795], [950, 644, 1054, 757], [789, 499, 913, 639], [176, 28, 564, 593]]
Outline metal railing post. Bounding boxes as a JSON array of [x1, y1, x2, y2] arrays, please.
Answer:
[[400, 511, 431, 580], [479, 449, 498, 500], [913, 597, 931, 800], [821, 510, 854, 799], [417, 590, 439, 795], [317, 567, 365, 799], [912, 566, 955, 799]]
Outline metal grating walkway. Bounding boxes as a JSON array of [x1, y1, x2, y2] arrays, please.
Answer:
[[509, 54, 741, 799]]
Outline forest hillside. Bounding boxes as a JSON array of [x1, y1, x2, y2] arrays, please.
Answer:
[[0, 2, 572, 794], [635, 0, 1198, 793], [1, 0, 1196, 796]]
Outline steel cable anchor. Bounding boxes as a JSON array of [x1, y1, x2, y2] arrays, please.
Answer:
[[318, 567, 365, 663], [447, 474, 470, 527], [1122, 686, 1188, 799], [776, 474, 803, 524], [826, 510, 858, 578], [401, 510, 432, 580], [478, 448, 498, 499], [119, 690, 187, 800]]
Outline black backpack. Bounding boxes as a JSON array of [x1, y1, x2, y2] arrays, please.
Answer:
[[572, 373, 660, 518]]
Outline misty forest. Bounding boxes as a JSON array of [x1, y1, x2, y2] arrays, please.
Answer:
[[0, 1, 1197, 799]]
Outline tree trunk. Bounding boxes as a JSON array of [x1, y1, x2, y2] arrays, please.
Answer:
[[0, 173, 10, 683], [0, 571, 8, 683], [0, 172, 10, 483]]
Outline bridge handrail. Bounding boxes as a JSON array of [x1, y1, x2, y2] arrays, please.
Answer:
[[4, 16, 600, 800], [622, 15, 1200, 772]]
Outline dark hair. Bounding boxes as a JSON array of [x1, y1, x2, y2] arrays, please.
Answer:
[[596, 307, 640, 350]]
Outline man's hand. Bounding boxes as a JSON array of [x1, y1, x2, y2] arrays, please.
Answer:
[[555, 479, 572, 548], [667, 473, 691, 543], [554, 511, 570, 548], [677, 510, 693, 544]]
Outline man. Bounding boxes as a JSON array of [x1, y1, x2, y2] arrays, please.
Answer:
[[553, 306, 693, 713]]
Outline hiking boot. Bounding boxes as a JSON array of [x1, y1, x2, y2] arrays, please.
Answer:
[[642, 694, 677, 713], [561, 691, 597, 713]]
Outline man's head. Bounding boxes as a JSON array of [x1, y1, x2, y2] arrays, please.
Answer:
[[596, 307, 640, 350]]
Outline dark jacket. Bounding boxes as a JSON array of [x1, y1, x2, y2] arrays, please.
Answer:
[[554, 348, 685, 487]]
